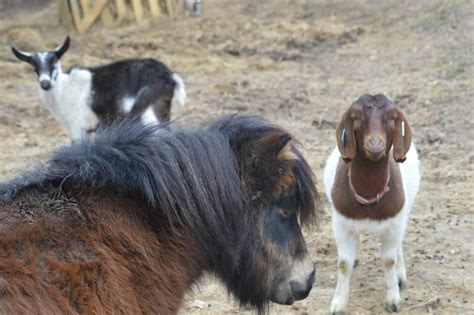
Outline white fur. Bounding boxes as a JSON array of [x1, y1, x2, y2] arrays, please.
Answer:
[[121, 96, 136, 114], [38, 52, 48, 62], [38, 73, 51, 82], [141, 107, 158, 125], [171, 73, 186, 107], [324, 144, 420, 313], [38, 63, 99, 140]]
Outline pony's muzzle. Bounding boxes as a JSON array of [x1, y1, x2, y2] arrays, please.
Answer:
[[290, 264, 315, 301], [270, 257, 315, 305]]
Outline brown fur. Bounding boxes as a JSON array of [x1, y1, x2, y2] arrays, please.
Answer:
[[0, 188, 204, 314], [332, 156, 405, 220], [384, 259, 395, 269], [152, 95, 172, 122]]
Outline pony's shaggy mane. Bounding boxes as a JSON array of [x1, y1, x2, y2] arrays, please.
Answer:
[[0, 119, 245, 240]]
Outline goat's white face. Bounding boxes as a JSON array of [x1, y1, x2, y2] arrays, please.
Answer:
[[12, 37, 70, 91]]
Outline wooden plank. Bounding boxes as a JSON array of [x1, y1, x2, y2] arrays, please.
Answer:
[[149, 0, 161, 17], [165, 0, 175, 18], [82, 0, 92, 15], [115, 0, 127, 20], [59, 0, 74, 29], [100, 3, 114, 26], [75, 0, 109, 34], [131, 0, 144, 22], [68, 0, 83, 31]]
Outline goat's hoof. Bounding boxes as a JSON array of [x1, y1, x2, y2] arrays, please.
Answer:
[[385, 302, 401, 313], [353, 259, 360, 268], [330, 299, 347, 315]]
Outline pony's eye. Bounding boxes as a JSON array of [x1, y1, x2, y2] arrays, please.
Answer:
[[278, 208, 293, 219]]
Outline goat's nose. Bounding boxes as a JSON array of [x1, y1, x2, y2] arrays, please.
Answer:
[[40, 80, 51, 90], [368, 137, 384, 151]]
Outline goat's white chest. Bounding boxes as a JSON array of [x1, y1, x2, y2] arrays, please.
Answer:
[[332, 209, 406, 236], [38, 69, 98, 140]]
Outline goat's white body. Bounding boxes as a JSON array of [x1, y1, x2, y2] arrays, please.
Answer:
[[38, 65, 98, 140], [121, 96, 136, 114], [171, 73, 186, 107], [141, 107, 158, 125], [324, 144, 420, 313]]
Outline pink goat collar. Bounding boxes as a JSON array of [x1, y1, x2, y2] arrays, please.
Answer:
[[348, 169, 391, 205]]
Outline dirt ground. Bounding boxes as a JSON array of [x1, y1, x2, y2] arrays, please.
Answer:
[[0, 1, 472, 314]]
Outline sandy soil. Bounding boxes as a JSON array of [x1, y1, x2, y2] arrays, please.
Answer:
[[0, 1, 472, 314]]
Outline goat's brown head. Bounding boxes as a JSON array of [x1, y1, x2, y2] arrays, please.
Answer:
[[336, 94, 412, 163]]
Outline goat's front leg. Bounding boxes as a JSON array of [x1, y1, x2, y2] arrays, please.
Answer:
[[396, 245, 407, 288], [380, 230, 403, 312], [331, 224, 359, 314]]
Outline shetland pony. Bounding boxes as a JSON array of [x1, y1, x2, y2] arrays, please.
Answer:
[[0, 115, 322, 314]]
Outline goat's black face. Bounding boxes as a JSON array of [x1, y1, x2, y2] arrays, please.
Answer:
[[11, 36, 70, 91]]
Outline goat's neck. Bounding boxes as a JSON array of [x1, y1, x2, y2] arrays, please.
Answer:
[[349, 153, 390, 197], [37, 62, 94, 138]]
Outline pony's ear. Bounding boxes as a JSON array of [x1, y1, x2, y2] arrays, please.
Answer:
[[55, 36, 70, 59], [276, 135, 298, 161], [259, 132, 294, 161], [336, 109, 356, 162], [11, 47, 33, 64], [393, 109, 412, 163]]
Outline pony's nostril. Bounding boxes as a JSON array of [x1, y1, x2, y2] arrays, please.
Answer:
[[290, 280, 312, 301]]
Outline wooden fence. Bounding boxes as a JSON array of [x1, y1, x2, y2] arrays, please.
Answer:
[[61, 0, 178, 34]]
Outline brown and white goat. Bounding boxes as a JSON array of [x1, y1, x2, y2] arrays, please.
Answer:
[[324, 94, 420, 313]]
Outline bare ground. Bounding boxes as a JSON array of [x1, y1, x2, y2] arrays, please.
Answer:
[[0, 1, 472, 314]]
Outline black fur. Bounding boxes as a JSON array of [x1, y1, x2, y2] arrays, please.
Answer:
[[84, 59, 176, 120], [208, 114, 320, 226]]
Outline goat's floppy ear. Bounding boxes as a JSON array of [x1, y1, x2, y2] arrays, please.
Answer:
[[55, 36, 70, 59], [393, 109, 412, 162], [336, 110, 356, 162], [11, 47, 33, 63]]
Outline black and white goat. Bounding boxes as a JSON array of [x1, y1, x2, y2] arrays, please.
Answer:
[[12, 37, 186, 140]]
